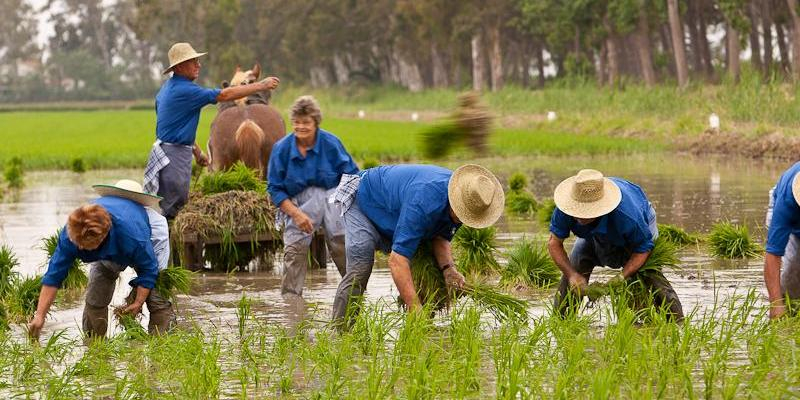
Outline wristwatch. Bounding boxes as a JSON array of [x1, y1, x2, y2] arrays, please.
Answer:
[[439, 263, 453, 272]]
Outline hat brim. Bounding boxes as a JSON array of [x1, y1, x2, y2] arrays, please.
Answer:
[[92, 185, 162, 208], [448, 164, 505, 229], [162, 52, 208, 75], [793, 173, 800, 207], [553, 176, 621, 219]]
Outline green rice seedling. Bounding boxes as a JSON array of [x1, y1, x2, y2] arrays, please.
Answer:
[[506, 191, 538, 216], [116, 313, 147, 340], [4, 156, 24, 189], [154, 265, 193, 301], [461, 283, 528, 322], [657, 223, 700, 246], [236, 292, 252, 339], [360, 158, 379, 169], [0, 245, 19, 297], [40, 230, 87, 291], [6, 275, 42, 322], [420, 121, 466, 159], [69, 157, 86, 173], [499, 238, 560, 290], [508, 172, 528, 192], [537, 198, 557, 227], [409, 244, 450, 311], [708, 221, 763, 259], [452, 226, 500, 276], [195, 161, 266, 195]]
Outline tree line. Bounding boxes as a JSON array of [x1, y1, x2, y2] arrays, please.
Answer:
[[2, 0, 800, 102]]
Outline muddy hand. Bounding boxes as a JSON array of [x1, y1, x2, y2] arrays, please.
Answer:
[[292, 211, 314, 234], [443, 267, 466, 289], [115, 302, 144, 317], [568, 273, 588, 296], [27, 315, 44, 341]]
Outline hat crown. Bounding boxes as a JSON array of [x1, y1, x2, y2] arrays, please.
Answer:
[[168, 43, 196, 65], [113, 179, 145, 193], [571, 169, 605, 203], [462, 175, 494, 211]]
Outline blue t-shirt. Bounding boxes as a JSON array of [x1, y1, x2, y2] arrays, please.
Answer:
[[155, 75, 221, 145], [766, 162, 800, 256], [357, 165, 461, 258], [267, 128, 359, 206], [42, 196, 160, 289], [550, 177, 656, 253]]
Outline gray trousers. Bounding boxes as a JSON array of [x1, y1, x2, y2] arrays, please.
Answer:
[[83, 261, 176, 337], [331, 202, 392, 324], [553, 219, 684, 320], [157, 143, 193, 218], [281, 187, 347, 296]]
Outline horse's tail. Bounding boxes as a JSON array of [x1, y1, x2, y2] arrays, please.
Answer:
[[235, 119, 265, 173]]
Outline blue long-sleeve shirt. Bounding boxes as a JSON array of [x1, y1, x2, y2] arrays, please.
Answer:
[[155, 75, 221, 145], [42, 196, 160, 289], [267, 128, 359, 206], [766, 162, 800, 256], [356, 165, 461, 258], [550, 177, 656, 253]]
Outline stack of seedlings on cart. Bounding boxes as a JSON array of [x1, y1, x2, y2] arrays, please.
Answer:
[[173, 162, 278, 271]]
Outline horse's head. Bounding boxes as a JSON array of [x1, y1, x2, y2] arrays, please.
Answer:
[[230, 64, 261, 86]]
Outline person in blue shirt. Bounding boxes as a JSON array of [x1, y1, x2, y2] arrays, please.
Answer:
[[330, 164, 505, 325], [145, 42, 280, 218], [764, 162, 800, 319], [268, 96, 359, 296], [548, 169, 683, 320], [27, 180, 173, 340]]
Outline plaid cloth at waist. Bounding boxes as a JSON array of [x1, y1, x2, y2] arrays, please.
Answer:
[[143, 140, 170, 194], [329, 174, 361, 216]]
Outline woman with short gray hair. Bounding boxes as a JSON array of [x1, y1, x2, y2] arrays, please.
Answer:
[[267, 95, 359, 296]]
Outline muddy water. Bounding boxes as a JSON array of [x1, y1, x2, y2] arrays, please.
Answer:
[[0, 154, 790, 339]]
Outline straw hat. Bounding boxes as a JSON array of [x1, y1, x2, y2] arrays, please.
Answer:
[[792, 173, 800, 206], [92, 179, 162, 208], [162, 42, 207, 75], [553, 169, 621, 219], [448, 164, 504, 229]]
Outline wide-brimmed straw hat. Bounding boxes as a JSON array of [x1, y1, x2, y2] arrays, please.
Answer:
[[792, 173, 800, 206], [448, 164, 504, 229], [553, 169, 621, 219], [162, 42, 207, 75], [92, 179, 162, 208]]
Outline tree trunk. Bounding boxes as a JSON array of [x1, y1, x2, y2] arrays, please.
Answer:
[[488, 24, 503, 91], [667, 0, 689, 87], [748, 2, 763, 73], [762, 0, 774, 76], [697, 2, 717, 80], [727, 23, 742, 83], [431, 43, 448, 87], [471, 32, 486, 91], [777, 23, 792, 75], [787, 0, 800, 80], [597, 43, 608, 85], [536, 43, 546, 88], [635, 11, 657, 86], [686, 2, 704, 74]]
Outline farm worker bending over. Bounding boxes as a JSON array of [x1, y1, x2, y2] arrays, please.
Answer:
[[28, 180, 174, 340], [764, 161, 800, 319], [267, 95, 359, 296], [331, 164, 504, 326], [548, 169, 683, 320], [144, 42, 280, 218]]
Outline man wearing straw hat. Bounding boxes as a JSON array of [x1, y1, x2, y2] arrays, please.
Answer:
[[331, 164, 504, 325], [145, 42, 280, 218], [27, 180, 174, 340], [764, 162, 800, 319], [548, 169, 683, 320]]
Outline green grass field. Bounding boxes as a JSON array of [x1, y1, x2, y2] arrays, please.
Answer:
[[0, 109, 662, 170]]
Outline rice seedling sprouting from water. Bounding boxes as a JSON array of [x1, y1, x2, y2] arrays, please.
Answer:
[[707, 221, 763, 259], [499, 238, 560, 290], [6, 275, 42, 322], [154, 265, 194, 301], [0, 245, 19, 297], [452, 226, 500, 276]]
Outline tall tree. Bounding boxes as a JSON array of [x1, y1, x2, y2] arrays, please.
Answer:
[[787, 0, 800, 80], [667, 0, 689, 87], [720, 0, 750, 83]]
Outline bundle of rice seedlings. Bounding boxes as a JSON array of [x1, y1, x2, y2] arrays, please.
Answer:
[[452, 226, 500, 276], [6, 275, 42, 323], [506, 191, 538, 216], [40, 230, 87, 291], [0, 245, 19, 297], [657, 223, 700, 246], [708, 221, 763, 259], [154, 265, 194, 301], [420, 122, 465, 159], [460, 283, 528, 321], [195, 161, 266, 195], [70, 157, 86, 173], [4, 156, 23, 189], [499, 238, 560, 290], [453, 92, 493, 156], [116, 313, 148, 340], [537, 198, 557, 227], [508, 172, 528, 192]]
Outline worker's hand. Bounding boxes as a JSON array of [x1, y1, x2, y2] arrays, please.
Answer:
[[443, 267, 466, 289], [606, 272, 627, 289], [194, 151, 210, 167], [116, 301, 144, 317], [769, 300, 787, 321], [260, 77, 280, 90], [568, 273, 588, 296], [27, 314, 45, 340], [292, 210, 314, 234], [585, 282, 607, 302]]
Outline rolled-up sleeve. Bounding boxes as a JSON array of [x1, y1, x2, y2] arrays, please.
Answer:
[[267, 144, 290, 206], [41, 229, 78, 288], [629, 222, 655, 253], [767, 201, 796, 256], [129, 241, 159, 289]]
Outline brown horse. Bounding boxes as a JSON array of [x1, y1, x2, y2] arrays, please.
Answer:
[[207, 64, 286, 177]]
